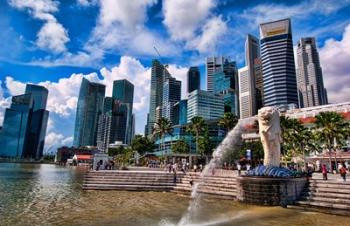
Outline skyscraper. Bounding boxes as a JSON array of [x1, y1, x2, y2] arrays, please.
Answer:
[[162, 77, 181, 124], [0, 84, 49, 159], [260, 18, 298, 107], [73, 78, 105, 147], [187, 90, 224, 122], [238, 66, 251, 118], [112, 79, 134, 144], [187, 67, 200, 93], [213, 60, 239, 115], [173, 100, 187, 125], [24, 84, 49, 159], [146, 59, 170, 135], [206, 57, 227, 92], [296, 37, 328, 108]]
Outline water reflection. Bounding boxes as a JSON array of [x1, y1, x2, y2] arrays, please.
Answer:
[[0, 163, 349, 226]]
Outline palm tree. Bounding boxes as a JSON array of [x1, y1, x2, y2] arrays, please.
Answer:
[[218, 112, 239, 131], [315, 111, 347, 172], [186, 116, 207, 154], [152, 117, 173, 155]]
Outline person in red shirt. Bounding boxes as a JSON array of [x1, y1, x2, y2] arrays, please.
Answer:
[[322, 164, 328, 180]]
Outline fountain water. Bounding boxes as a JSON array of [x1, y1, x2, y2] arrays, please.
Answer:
[[177, 117, 256, 226]]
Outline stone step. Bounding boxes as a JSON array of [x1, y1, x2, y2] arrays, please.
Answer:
[[306, 187, 350, 194], [296, 200, 350, 210], [301, 196, 350, 205], [308, 183, 350, 190], [85, 178, 179, 182], [84, 181, 175, 186], [309, 179, 350, 185], [302, 191, 350, 199], [83, 184, 173, 191], [174, 183, 237, 191]]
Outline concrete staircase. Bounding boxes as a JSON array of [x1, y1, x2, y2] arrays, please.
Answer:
[[295, 179, 350, 215], [173, 172, 238, 199], [83, 170, 184, 191]]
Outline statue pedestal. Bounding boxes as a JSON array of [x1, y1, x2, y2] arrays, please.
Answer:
[[236, 177, 307, 206]]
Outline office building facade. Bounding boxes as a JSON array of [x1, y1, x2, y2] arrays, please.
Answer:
[[206, 56, 227, 92], [260, 18, 298, 107], [187, 67, 200, 93], [213, 60, 239, 115], [146, 59, 171, 135], [187, 90, 224, 122], [0, 84, 49, 159], [296, 37, 328, 108], [162, 77, 181, 124], [238, 66, 252, 118], [73, 78, 105, 147], [173, 99, 187, 126]]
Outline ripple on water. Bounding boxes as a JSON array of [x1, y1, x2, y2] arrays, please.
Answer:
[[1, 163, 350, 226]]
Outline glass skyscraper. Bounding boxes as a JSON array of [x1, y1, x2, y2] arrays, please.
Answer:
[[0, 84, 49, 159], [162, 77, 181, 124], [112, 79, 134, 145], [296, 37, 328, 108], [206, 57, 227, 93], [73, 78, 105, 147], [213, 60, 239, 116], [173, 99, 187, 126], [187, 90, 224, 122], [146, 59, 171, 135], [187, 67, 200, 93], [260, 18, 298, 107]]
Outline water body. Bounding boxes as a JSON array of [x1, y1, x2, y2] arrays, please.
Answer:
[[1, 163, 349, 226]]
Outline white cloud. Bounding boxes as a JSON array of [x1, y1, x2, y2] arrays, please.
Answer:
[[44, 132, 73, 153], [239, 0, 350, 28], [162, 0, 215, 41], [162, 0, 226, 53], [77, 0, 98, 7], [319, 23, 350, 103], [5, 76, 26, 96], [167, 64, 188, 98], [37, 20, 70, 53], [186, 16, 227, 54], [8, 0, 69, 53]]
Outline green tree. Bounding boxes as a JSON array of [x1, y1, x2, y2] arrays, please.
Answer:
[[186, 116, 207, 154], [315, 111, 349, 171], [152, 117, 173, 154], [108, 146, 125, 156], [172, 139, 190, 154], [198, 130, 214, 157], [218, 112, 239, 131], [131, 135, 155, 155]]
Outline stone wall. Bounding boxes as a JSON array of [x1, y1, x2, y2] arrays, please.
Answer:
[[236, 177, 307, 206]]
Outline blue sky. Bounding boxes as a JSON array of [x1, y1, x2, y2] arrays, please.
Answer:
[[0, 0, 350, 153]]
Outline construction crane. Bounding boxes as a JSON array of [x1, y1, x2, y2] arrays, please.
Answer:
[[153, 46, 168, 68]]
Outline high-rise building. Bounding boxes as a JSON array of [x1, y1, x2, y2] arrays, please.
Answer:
[[0, 84, 49, 159], [238, 66, 252, 118], [254, 58, 264, 111], [206, 56, 227, 92], [213, 60, 239, 115], [173, 99, 187, 126], [260, 18, 298, 107], [296, 37, 328, 108], [162, 77, 181, 124], [145, 59, 171, 135], [24, 84, 49, 159], [73, 78, 105, 147], [187, 67, 200, 93], [187, 90, 224, 122], [112, 79, 134, 144]]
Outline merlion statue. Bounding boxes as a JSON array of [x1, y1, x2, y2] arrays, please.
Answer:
[[258, 107, 282, 167]]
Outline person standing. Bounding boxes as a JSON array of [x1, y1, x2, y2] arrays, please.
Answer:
[[322, 164, 328, 180], [237, 163, 241, 176], [340, 164, 347, 182]]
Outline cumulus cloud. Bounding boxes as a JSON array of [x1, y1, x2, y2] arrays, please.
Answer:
[[8, 0, 69, 53], [162, 0, 227, 53], [44, 132, 73, 154], [77, 0, 98, 7], [319, 23, 350, 103], [162, 0, 215, 41], [186, 16, 227, 54]]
